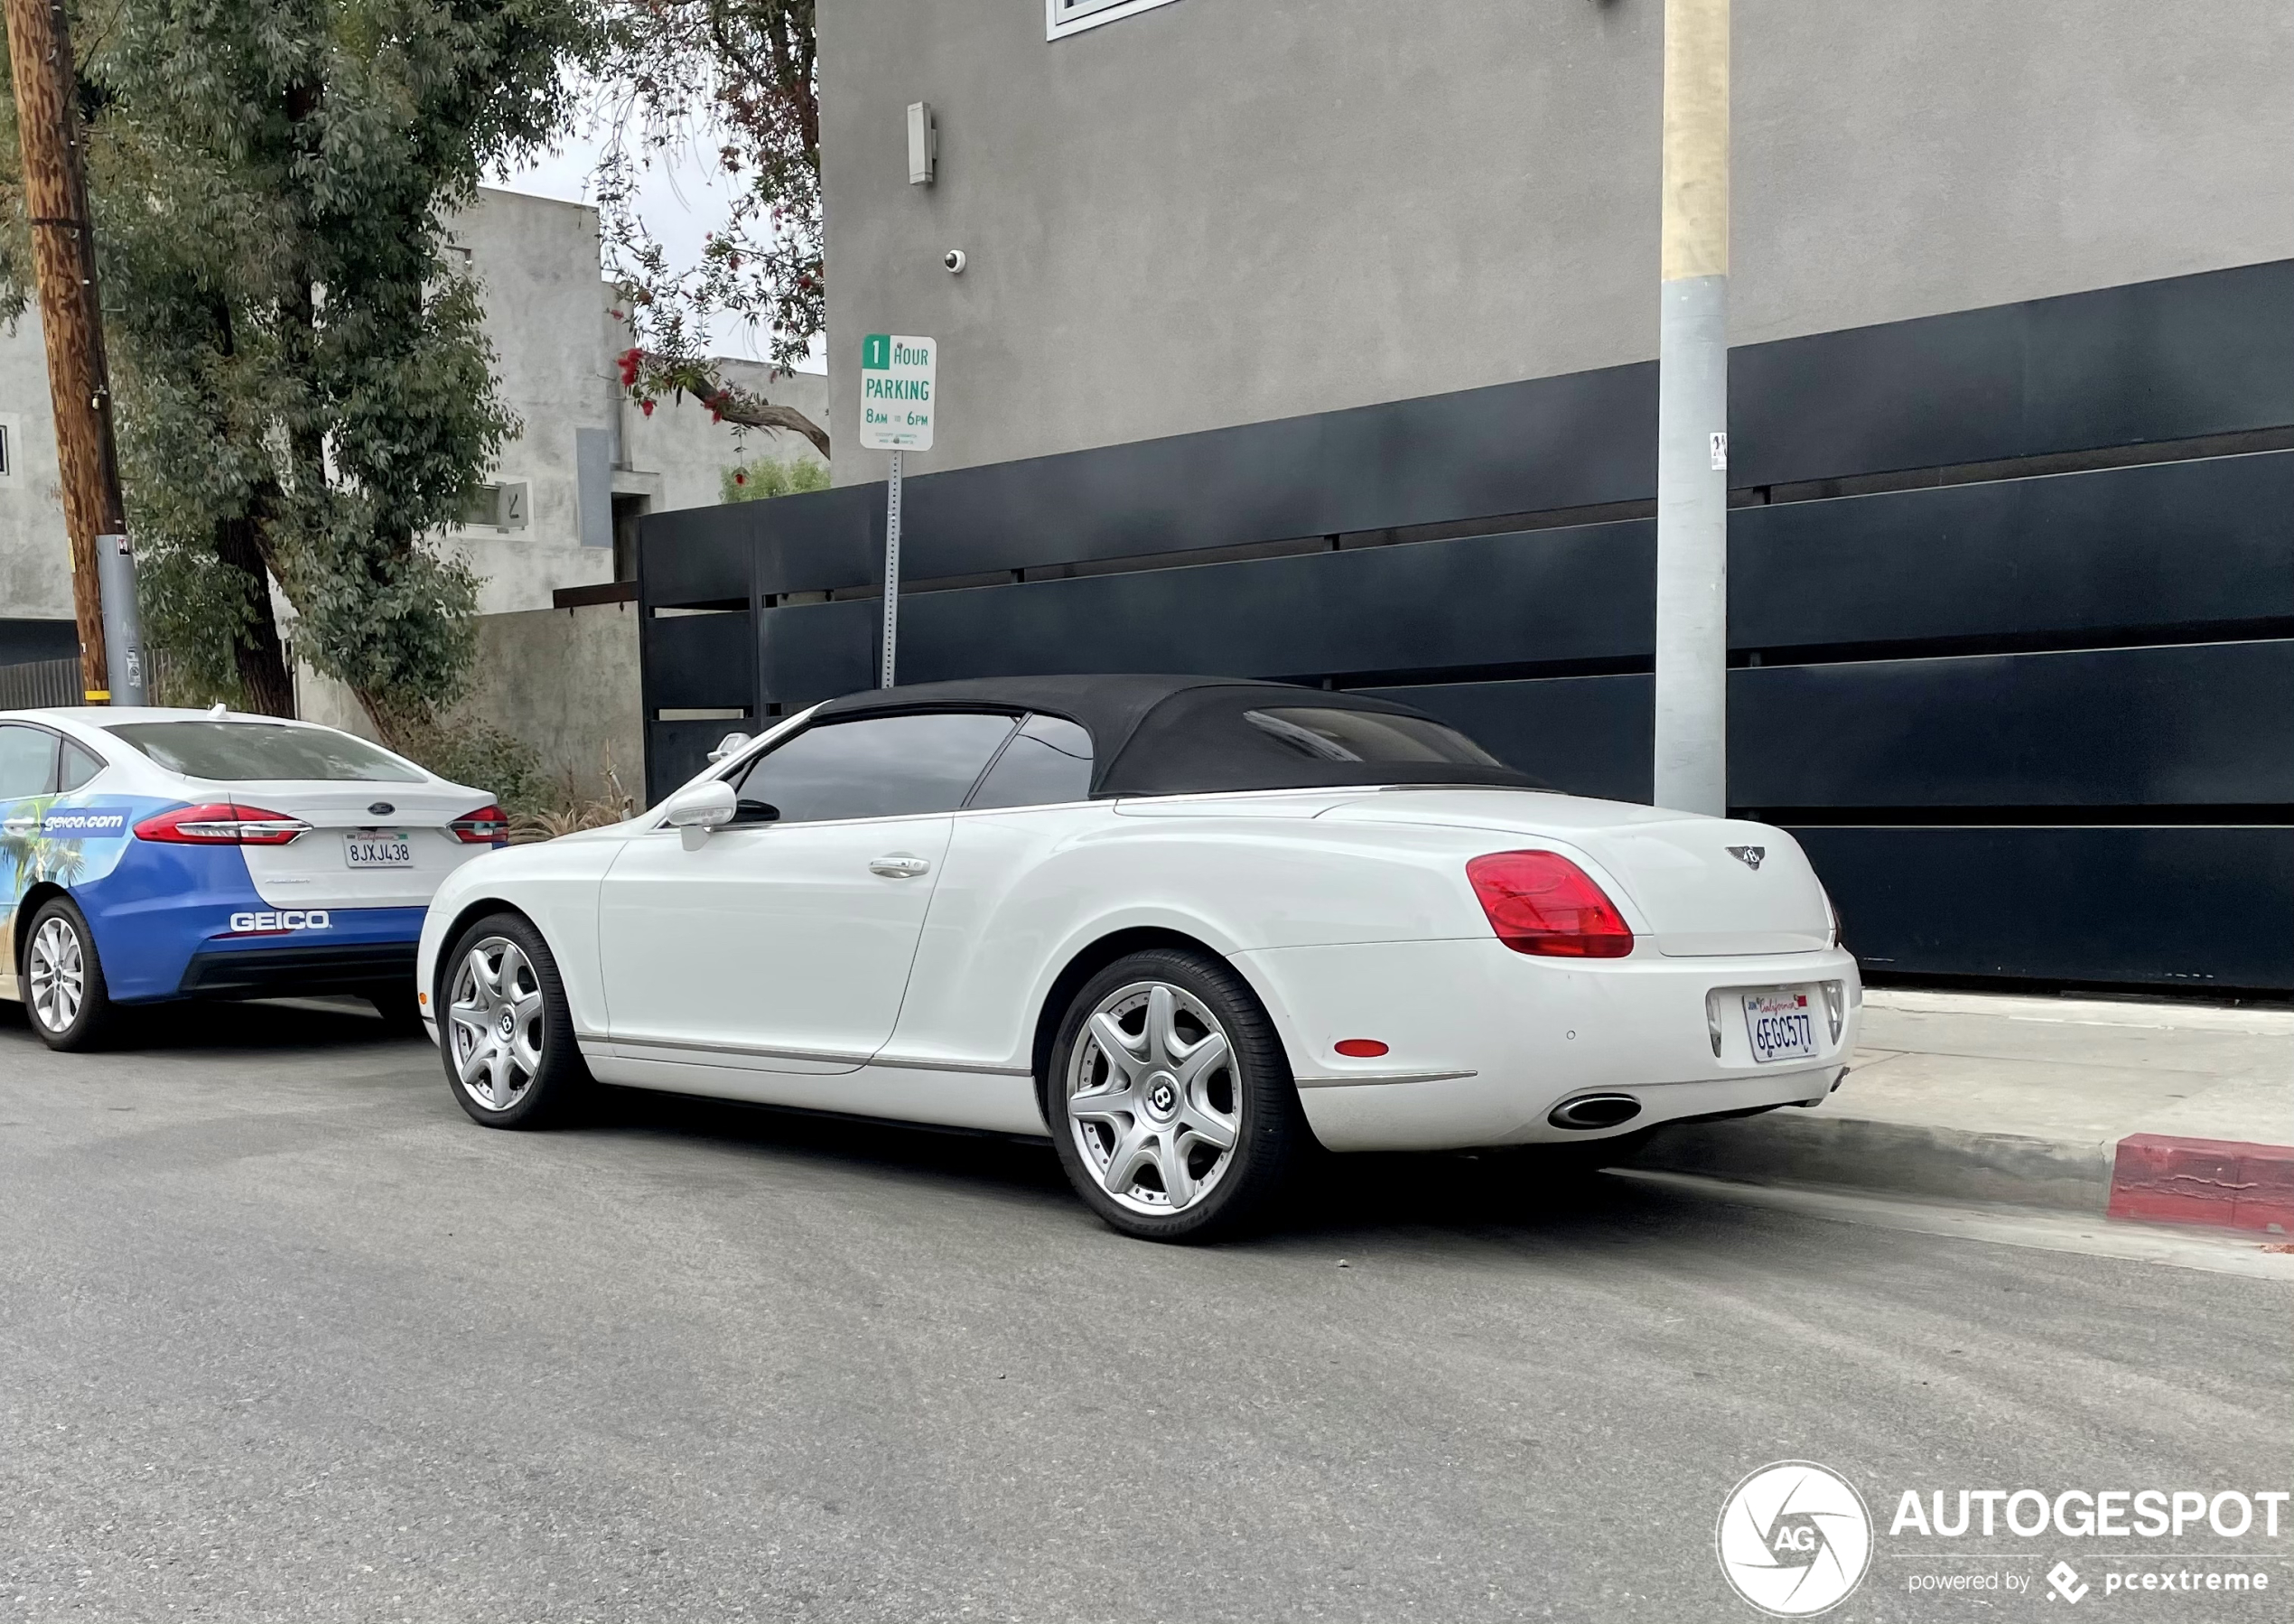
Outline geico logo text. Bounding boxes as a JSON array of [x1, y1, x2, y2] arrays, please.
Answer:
[[228, 910, 332, 932]]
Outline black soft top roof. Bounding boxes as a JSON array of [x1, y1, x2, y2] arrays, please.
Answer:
[[807, 674, 1539, 798]]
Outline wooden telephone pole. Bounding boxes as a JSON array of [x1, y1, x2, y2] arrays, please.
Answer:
[[5, 0, 126, 702]]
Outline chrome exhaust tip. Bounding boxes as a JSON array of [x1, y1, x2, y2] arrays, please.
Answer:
[[1547, 1094, 1643, 1132]]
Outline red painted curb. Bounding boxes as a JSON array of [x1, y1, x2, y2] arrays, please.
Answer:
[[2108, 1134, 2294, 1235]]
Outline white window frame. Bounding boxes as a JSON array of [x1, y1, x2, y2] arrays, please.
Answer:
[[1047, 0, 1183, 42]]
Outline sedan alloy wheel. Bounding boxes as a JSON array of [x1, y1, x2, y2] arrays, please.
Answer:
[[26, 915, 84, 1035]]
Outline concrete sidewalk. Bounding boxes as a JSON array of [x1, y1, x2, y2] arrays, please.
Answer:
[[1636, 988, 2294, 1232]]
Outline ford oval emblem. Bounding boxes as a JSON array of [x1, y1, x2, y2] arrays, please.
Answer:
[[368, 801, 396, 817]]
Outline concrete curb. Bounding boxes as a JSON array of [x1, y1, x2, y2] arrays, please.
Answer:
[[1631, 1115, 2294, 1237], [2109, 1134, 2294, 1236], [1630, 1112, 2115, 1216]]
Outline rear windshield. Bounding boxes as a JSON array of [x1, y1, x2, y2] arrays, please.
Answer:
[[1244, 707, 1504, 767], [106, 721, 425, 782]]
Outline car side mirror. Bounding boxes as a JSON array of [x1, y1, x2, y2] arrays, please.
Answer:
[[706, 731, 753, 765], [663, 780, 737, 850]]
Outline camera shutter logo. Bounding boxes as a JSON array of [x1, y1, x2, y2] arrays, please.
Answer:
[[1715, 1461, 1872, 1616]]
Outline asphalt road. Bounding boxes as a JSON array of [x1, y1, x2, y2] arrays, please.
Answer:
[[2, 1000, 2287, 1624]]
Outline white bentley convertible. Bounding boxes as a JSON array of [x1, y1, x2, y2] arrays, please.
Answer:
[[417, 676, 1860, 1240]]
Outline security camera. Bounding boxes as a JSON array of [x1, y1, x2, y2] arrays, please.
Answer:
[[943, 248, 967, 275]]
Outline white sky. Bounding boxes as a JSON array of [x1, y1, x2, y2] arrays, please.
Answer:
[[491, 118, 827, 372]]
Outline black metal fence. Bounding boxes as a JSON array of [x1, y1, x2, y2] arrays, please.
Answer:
[[635, 259, 2294, 995], [0, 657, 80, 710]]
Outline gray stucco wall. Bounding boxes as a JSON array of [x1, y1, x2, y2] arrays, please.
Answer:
[[820, 0, 2294, 481], [299, 600, 643, 803], [0, 303, 74, 623]]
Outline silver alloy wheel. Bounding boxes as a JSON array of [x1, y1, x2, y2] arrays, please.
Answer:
[[26, 916, 84, 1033], [1067, 980, 1241, 1216], [446, 936, 546, 1112]]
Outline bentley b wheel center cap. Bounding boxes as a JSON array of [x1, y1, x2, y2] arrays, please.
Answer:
[[497, 1010, 517, 1042], [1143, 1072, 1180, 1120]]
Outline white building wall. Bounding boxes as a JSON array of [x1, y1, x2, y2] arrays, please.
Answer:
[[0, 302, 78, 642], [1, 183, 830, 661]]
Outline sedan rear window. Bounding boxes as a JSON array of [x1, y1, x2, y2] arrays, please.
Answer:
[[1243, 707, 1504, 767], [106, 721, 424, 782]]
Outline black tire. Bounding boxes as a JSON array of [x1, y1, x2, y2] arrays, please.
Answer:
[[1045, 947, 1304, 1243], [19, 895, 118, 1052], [436, 911, 588, 1128], [361, 979, 426, 1036]]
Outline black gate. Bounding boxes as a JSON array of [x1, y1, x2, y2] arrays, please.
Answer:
[[637, 259, 2294, 994]]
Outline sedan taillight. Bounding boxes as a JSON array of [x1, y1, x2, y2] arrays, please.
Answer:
[[1466, 850, 1635, 958], [134, 802, 311, 846], [449, 804, 510, 845]]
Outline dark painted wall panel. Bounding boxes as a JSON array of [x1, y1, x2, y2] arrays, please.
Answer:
[[641, 520, 755, 609], [1373, 642, 2294, 811], [1730, 451, 2294, 650], [642, 259, 2294, 602], [1732, 259, 2294, 487], [1791, 826, 2294, 991], [751, 449, 2294, 734], [760, 520, 1654, 695], [645, 610, 756, 711], [1736, 642, 2294, 808]]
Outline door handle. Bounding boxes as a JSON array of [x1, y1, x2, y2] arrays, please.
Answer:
[[869, 854, 932, 879], [0, 818, 37, 837]]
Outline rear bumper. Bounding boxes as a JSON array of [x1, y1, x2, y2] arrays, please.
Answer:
[[177, 939, 419, 998], [1234, 937, 1861, 1153]]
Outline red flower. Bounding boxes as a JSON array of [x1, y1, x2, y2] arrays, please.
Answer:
[[733, 471, 746, 485], [640, 399, 656, 417]]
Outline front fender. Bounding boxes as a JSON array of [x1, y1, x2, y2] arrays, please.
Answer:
[[418, 830, 629, 1041]]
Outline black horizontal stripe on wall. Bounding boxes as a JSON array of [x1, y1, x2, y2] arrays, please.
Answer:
[[1787, 826, 2294, 992], [639, 259, 2294, 609], [1731, 259, 2294, 488], [741, 445, 2294, 714], [1373, 639, 2294, 812], [1730, 450, 2294, 653]]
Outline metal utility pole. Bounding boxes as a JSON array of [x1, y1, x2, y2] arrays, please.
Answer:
[[1652, 0, 1730, 815], [5, 0, 127, 703]]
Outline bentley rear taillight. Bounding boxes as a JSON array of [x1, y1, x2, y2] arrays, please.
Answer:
[[1466, 851, 1635, 958], [133, 802, 311, 846]]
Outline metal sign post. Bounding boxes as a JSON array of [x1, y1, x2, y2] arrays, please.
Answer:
[[859, 333, 937, 688], [881, 450, 903, 686]]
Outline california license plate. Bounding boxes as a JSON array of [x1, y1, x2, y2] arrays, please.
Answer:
[[1742, 990, 1819, 1064], [344, 830, 414, 868]]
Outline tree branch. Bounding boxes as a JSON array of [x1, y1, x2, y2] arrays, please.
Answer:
[[709, 391, 828, 458]]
